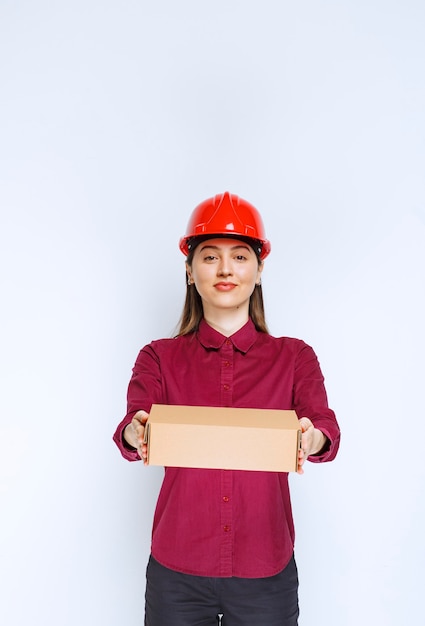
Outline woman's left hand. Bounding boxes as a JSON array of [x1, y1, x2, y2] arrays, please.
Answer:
[[297, 417, 326, 474]]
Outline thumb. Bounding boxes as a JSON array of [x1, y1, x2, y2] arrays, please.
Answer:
[[298, 417, 313, 433], [133, 410, 149, 426]]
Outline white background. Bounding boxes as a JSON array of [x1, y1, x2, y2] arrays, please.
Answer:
[[1, 1, 424, 625]]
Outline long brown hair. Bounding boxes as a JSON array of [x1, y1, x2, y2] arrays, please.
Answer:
[[176, 246, 269, 336]]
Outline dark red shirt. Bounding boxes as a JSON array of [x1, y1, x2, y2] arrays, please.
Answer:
[[113, 319, 340, 578]]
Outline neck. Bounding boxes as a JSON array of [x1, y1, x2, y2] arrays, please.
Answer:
[[203, 306, 249, 337]]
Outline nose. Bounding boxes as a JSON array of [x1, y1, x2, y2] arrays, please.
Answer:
[[217, 256, 232, 277]]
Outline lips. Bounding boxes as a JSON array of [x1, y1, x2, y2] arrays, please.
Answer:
[[214, 282, 237, 291]]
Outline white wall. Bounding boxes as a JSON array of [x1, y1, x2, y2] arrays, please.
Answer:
[[1, 1, 424, 624]]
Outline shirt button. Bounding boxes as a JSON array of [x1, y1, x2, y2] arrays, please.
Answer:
[[225, 339, 231, 346], [223, 525, 230, 532], [223, 361, 230, 367], [223, 384, 230, 391], [223, 496, 229, 502]]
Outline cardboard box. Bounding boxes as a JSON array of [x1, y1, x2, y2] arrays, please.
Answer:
[[144, 404, 302, 472]]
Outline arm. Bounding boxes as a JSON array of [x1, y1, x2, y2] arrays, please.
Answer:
[[113, 344, 162, 461], [293, 342, 341, 472]]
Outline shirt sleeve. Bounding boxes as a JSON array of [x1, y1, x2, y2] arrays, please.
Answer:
[[292, 342, 341, 463], [112, 343, 163, 461]]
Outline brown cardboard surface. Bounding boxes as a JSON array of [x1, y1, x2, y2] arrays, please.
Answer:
[[144, 404, 301, 472]]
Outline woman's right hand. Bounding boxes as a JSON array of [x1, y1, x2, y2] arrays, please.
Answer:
[[124, 410, 149, 463]]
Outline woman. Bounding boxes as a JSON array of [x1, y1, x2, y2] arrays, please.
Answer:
[[113, 192, 340, 626]]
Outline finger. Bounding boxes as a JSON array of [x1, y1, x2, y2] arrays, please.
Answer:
[[132, 425, 145, 440], [301, 428, 313, 451], [137, 445, 145, 462], [297, 450, 304, 474], [300, 438, 311, 459], [138, 443, 148, 464], [132, 417, 146, 436]]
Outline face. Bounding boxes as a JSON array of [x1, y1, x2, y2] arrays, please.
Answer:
[[186, 238, 263, 317]]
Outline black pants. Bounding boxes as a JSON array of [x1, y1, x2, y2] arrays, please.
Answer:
[[145, 555, 299, 626]]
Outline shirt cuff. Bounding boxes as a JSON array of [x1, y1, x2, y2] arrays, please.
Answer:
[[307, 424, 340, 463]]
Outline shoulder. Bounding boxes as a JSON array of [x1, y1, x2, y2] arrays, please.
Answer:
[[138, 333, 196, 357], [256, 332, 319, 364], [256, 334, 326, 384], [259, 332, 311, 352], [151, 333, 196, 349]]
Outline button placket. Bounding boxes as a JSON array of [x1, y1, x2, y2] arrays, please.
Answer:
[[220, 339, 234, 406], [218, 339, 235, 575], [219, 470, 233, 576]]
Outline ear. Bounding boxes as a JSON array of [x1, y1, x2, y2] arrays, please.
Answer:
[[185, 261, 192, 282], [256, 260, 264, 285]]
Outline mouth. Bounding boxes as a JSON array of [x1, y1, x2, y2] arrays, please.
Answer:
[[214, 282, 237, 291]]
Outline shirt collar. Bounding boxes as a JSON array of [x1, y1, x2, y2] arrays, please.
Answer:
[[197, 318, 259, 354]]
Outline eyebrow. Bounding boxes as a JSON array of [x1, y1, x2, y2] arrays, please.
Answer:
[[199, 244, 252, 252]]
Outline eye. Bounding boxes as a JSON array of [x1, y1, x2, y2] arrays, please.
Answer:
[[203, 255, 217, 262], [235, 254, 247, 261]]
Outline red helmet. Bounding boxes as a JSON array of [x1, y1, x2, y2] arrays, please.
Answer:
[[179, 192, 271, 259]]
